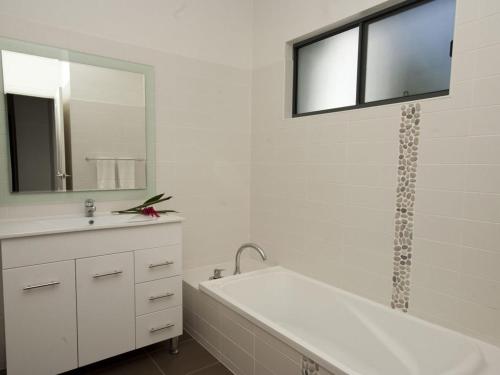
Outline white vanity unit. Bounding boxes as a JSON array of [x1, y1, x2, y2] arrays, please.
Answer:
[[0, 214, 183, 375]]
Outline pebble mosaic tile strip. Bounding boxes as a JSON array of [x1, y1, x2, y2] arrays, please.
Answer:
[[390, 102, 421, 313], [301, 357, 320, 375]]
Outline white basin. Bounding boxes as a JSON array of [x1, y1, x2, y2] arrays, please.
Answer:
[[41, 214, 156, 228], [0, 213, 183, 239]]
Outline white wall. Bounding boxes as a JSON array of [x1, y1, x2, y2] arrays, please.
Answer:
[[0, 0, 253, 267], [251, 0, 500, 348], [1, 0, 500, 368], [0, 2, 252, 368]]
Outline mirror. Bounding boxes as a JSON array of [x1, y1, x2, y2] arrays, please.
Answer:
[[1, 50, 147, 193]]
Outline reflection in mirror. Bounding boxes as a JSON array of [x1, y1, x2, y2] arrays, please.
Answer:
[[1, 50, 147, 193]]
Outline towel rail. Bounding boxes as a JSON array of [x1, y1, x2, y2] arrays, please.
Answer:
[[85, 157, 145, 161]]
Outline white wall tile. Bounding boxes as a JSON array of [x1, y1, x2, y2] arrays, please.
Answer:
[[418, 137, 468, 165], [467, 136, 500, 164], [461, 247, 500, 282], [417, 165, 465, 191], [473, 76, 500, 106], [461, 219, 500, 252], [458, 274, 500, 309], [467, 106, 500, 135], [465, 165, 500, 193], [455, 0, 480, 25], [415, 189, 464, 217], [475, 44, 500, 78], [414, 214, 463, 246], [478, 13, 500, 47], [413, 238, 462, 271], [479, 0, 500, 17], [419, 110, 470, 139], [463, 192, 500, 222]]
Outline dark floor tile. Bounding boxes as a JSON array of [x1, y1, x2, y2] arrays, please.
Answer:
[[62, 351, 147, 374], [180, 330, 194, 342], [91, 356, 162, 375], [144, 331, 193, 353], [150, 339, 218, 375], [188, 363, 232, 375]]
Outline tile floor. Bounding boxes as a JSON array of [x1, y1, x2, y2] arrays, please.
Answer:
[[58, 332, 231, 375]]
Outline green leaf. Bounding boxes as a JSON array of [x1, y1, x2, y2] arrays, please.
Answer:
[[132, 196, 172, 211], [143, 193, 165, 205], [114, 193, 175, 215]]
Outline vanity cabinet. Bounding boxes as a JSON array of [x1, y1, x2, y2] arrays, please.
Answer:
[[1, 217, 183, 375], [3, 260, 78, 375], [76, 252, 135, 366]]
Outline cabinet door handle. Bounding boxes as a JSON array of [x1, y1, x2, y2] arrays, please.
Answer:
[[148, 260, 174, 269], [23, 281, 60, 290], [150, 323, 175, 333], [93, 270, 123, 278], [149, 292, 174, 301]]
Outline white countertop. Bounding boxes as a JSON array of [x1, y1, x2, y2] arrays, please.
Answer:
[[0, 213, 184, 239]]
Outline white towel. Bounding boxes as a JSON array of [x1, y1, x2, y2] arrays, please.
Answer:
[[96, 159, 116, 190], [117, 159, 136, 189]]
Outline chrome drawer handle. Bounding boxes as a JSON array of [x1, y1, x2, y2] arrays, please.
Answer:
[[149, 292, 174, 301], [150, 323, 175, 333], [23, 281, 60, 291], [93, 270, 123, 278], [148, 260, 174, 269]]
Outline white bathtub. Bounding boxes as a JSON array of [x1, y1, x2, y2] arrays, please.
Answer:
[[200, 266, 500, 375]]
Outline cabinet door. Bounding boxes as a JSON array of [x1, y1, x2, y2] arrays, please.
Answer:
[[3, 260, 77, 375], [76, 252, 135, 366]]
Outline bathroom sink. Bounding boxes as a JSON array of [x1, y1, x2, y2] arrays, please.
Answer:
[[0, 213, 183, 240], [43, 214, 155, 228], [40, 214, 157, 228]]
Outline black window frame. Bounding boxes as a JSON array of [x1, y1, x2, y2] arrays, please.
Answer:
[[292, 0, 454, 117]]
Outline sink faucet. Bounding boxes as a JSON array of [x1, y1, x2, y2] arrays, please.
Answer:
[[84, 198, 96, 217], [209, 268, 225, 280], [234, 243, 267, 275]]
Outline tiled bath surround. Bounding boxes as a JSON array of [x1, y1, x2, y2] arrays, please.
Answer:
[[391, 103, 421, 312], [251, 0, 500, 348], [183, 282, 336, 375]]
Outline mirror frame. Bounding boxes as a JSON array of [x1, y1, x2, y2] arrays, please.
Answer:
[[0, 37, 156, 205]]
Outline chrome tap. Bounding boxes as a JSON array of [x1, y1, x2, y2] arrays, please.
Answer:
[[234, 243, 267, 275], [84, 198, 96, 217], [209, 268, 225, 280]]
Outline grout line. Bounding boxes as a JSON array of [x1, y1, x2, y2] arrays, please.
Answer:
[[145, 350, 166, 375], [185, 362, 221, 375]]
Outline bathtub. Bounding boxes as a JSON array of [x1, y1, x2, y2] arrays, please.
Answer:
[[199, 266, 500, 375]]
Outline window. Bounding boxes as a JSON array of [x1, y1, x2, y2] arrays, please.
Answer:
[[293, 0, 456, 116]]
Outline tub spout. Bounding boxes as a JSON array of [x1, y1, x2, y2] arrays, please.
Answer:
[[234, 243, 267, 275]]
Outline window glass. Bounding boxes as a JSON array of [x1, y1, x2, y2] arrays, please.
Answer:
[[364, 0, 456, 103], [296, 27, 359, 114]]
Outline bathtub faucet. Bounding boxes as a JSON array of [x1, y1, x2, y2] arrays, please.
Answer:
[[234, 243, 267, 275]]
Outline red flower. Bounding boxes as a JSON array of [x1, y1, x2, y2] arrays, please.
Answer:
[[141, 206, 160, 218]]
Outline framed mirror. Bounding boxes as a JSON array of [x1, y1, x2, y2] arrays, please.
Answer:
[[0, 37, 155, 204]]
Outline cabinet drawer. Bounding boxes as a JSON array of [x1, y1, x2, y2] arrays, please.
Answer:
[[3, 261, 78, 375], [76, 252, 135, 366], [135, 245, 182, 283], [136, 276, 182, 316], [136, 306, 183, 348]]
